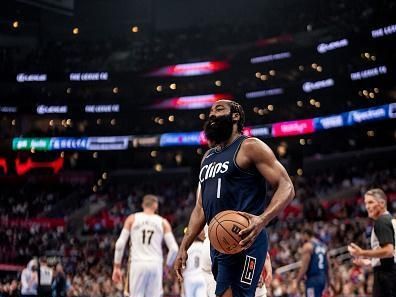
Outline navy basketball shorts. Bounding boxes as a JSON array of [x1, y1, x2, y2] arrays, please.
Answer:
[[211, 229, 268, 297], [305, 277, 326, 297]]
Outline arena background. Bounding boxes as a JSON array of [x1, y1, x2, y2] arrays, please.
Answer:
[[0, 0, 395, 296]]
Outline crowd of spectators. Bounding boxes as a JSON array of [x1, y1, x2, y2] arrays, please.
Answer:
[[0, 182, 86, 219], [0, 217, 384, 297], [0, 163, 394, 296]]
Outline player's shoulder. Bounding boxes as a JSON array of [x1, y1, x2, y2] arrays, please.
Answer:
[[157, 214, 167, 221], [375, 213, 393, 227], [302, 241, 314, 252], [201, 147, 216, 162], [124, 213, 137, 228], [241, 137, 269, 150], [240, 137, 273, 160], [130, 212, 141, 219]]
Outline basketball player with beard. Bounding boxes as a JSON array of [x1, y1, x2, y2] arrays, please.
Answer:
[[174, 100, 294, 297]]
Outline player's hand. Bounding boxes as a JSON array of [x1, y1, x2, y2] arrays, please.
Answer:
[[290, 280, 298, 294], [264, 270, 272, 287], [352, 257, 371, 266], [112, 266, 122, 284], [174, 248, 188, 282], [348, 242, 363, 257], [237, 212, 265, 249]]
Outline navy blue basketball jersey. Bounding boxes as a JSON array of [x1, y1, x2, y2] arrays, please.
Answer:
[[199, 135, 267, 225], [306, 240, 328, 279]]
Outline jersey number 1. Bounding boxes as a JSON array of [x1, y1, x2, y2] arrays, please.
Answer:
[[142, 229, 154, 245], [217, 178, 221, 199]]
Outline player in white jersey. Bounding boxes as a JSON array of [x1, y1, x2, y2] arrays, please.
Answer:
[[255, 253, 272, 297], [112, 194, 179, 297], [183, 230, 207, 297], [200, 225, 216, 297]]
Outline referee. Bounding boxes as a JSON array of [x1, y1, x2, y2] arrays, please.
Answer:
[[348, 188, 396, 297]]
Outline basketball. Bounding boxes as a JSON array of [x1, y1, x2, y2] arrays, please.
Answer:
[[208, 210, 250, 254]]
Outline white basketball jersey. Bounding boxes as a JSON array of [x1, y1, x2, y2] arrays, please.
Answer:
[[184, 241, 205, 277], [130, 212, 164, 262], [201, 225, 212, 272]]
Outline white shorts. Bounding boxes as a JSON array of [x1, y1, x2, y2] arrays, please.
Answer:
[[184, 274, 207, 297], [201, 270, 216, 297], [129, 261, 162, 297], [255, 285, 267, 297]]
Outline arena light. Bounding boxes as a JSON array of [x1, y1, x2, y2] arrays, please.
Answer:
[[250, 52, 291, 64], [245, 88, 284, 99], [36, 105, 68, 114], [317, 38, 349, 53], [149, 93, 233, 110], [69, 72, 109, 81], [350, 65, 387, 81], [84, 104, 120, 113], [302, 78, 335, 93], [16, 73, 47, 82], [371, 24, 396, 38], [0, 106, 17, 113], [145, 61, 230, 77]]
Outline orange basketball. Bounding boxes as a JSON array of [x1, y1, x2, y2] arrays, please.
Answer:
[[208, 210, 250, 254]]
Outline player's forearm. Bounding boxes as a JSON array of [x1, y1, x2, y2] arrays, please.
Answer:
[[164, 232, 179, 266], [260, 178, 294, 225], [180, 206, 205, 251], [295, 264, 308, 283], [114, 228, 130, 265], [360, 245, 394, 258]]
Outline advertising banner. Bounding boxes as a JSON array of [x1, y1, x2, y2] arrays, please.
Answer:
[[272, 119, 315, 137]]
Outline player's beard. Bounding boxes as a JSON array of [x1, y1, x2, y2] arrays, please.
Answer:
[[204, 112, 234, 144]]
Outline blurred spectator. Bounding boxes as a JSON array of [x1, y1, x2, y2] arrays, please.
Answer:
[[21, 259, 38, 297], [51, 263, 67, 297]]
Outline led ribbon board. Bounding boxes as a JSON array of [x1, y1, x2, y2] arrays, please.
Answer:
[[16, 73, 47, 82], [146, 61, 230, 77], [12, 105, 396, 149], [149, 94, 233, 110]]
